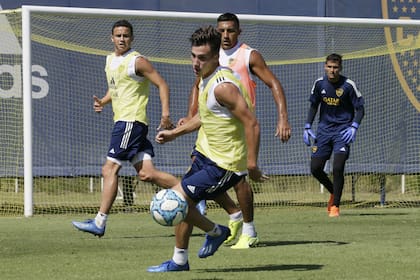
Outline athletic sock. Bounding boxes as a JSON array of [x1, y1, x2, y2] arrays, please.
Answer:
[[172, 247, 188, 265], [242, 221, 256, 237], [95, 212, 107, 228], [207, 224, 222, 237], [229, 210, 243, 222]]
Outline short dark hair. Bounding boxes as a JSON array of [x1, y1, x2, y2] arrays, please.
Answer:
[[112, 20, 133, 36], [217, 12, 240, 29], [190, 25, 221, 55], [326, 53, 342, 66]]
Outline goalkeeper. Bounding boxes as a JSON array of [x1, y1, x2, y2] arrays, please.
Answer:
[[303, 53, 365, 217]]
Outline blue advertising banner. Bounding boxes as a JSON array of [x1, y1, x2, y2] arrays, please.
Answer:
[[0, 0, 419, 177]]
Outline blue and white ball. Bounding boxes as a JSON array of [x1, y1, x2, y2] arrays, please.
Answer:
[[150, 189, 188, 226]]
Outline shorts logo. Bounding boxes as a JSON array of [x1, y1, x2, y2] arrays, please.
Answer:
[[187, 185, 196, 193], [382, 0, 420, 112]]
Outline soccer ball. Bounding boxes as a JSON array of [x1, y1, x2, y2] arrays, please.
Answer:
[[150, 189, 188, 226]]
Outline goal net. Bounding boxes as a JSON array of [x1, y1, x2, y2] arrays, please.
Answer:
[[1, 6, 419, 216]]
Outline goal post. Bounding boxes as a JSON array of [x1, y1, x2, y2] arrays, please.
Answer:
[[22, 6, 33, 217], [3, 5, 419, 216]]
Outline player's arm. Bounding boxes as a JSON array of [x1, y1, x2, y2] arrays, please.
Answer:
[[353, 105, 365, 124], [341, 86, 365, 144], [302, 102, 318, 146], [249, 50, 291, 142], [351, 90, 365, 125], [177, 77, 200, 126], [93, 90, 111, 113], [156, 113, 201, 144], [214, 82, 266, 182], [305, 102, 318, 125], [135, 56, 174, 130], [303, 84, 320, 146], [341, 103, 365, 144]]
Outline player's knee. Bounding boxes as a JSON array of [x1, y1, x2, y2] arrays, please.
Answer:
[[332, 167, 345, 177], [332, 157, 346, 176], [138, 169, 154, 183], [101, 164, 118, 179], [310, 158, 325, 176], [310, 164, 323, 177], [234, 181, 252, 195]]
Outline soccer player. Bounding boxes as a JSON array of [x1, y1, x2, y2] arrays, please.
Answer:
[[178, 12, 291, 249], [72, 20, 179, 236], [303, 53, 365, 217], [147, 25, 266, 272]]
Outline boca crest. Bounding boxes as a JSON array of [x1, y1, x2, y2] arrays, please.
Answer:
[[382, 0, 420, 112]]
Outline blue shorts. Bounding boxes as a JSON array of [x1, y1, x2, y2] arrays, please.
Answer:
[[312, 130, 350, 159], [181, 151, 245, 202], [107, 121, 154, 164]]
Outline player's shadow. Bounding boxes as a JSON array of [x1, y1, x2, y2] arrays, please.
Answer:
[[197, 263, 323, 273], [116, 233, 205, 239], [346, 212, 409, 217], [259, 240, 348, 247]]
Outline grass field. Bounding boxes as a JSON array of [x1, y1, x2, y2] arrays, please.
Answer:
[[1, 174, 419, 215], [0, 207, 419, 280]]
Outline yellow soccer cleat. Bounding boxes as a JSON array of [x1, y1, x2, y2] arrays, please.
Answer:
[[223, 219, 243, 245], [231, 234, 259, 249]]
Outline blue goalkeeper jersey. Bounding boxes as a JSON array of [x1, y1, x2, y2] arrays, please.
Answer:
[[309, 74, 365, 131]]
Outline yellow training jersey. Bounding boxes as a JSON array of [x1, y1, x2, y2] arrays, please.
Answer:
[[195, 67, 252, 173], [105, 50, 150, 124]]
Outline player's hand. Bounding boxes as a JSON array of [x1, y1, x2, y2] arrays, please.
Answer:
[[248, 166, 269, 182], [177, 116, 191, 127], [303, 123, 316, 146], [157, 116, 175, 131], [155, 130, 176, 144], [93, 95, 104, 113], [341, 122, 359, 144], [275, 119, 292, 143]]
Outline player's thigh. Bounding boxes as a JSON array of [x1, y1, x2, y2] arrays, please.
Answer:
[[332, 133, 350, 159], [181, 161, 242, 201], [312, 133, 333, 158]]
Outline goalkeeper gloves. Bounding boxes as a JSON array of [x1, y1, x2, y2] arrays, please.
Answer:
[[341, 122, 359, 144], [303, 123, 316, 146]]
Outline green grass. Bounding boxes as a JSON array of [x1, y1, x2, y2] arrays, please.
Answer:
[[1, 174, 419, 215], [0, 208, 419, 280]]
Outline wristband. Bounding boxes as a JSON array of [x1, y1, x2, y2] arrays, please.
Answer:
[[351, 122, 359, 129]]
